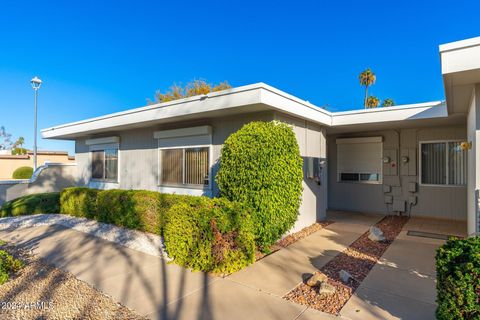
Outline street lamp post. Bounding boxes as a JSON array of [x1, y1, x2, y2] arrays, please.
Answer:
[[30, 76, 42, 171]]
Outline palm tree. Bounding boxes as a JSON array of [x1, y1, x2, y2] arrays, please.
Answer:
[[366, 96, 380, 108], [359, 68, 376, 108], [382, 98, 395, 107]]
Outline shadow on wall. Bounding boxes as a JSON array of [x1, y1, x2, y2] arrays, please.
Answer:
[[0, 164, 84, 206]]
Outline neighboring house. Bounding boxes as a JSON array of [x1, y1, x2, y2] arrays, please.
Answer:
[[41, 36, 480, 236], [0, 151, 75, 180]]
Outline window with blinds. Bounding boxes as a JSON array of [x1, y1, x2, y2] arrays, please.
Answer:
[[160, 147, 209, 187], [336, 137, 383, 184], [91, 149, 118, 182], [420, 141, 467, 186]]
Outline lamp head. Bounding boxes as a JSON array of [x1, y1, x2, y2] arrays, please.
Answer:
[[31, 76, 42, 90]]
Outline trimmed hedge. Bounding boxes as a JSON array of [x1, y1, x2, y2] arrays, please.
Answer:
[[164, 197, 255, 273], [60, 187, 201, 234], [12, 166, 33, 179], [0, 192, 60, 217], [436, 236, 480, 320], [60, 187, 99, 218], [216, 121, 303, 251]]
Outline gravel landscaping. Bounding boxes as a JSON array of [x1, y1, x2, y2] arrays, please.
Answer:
[[284, 215, 408, 315], [0, 214, 166, 258], [255, 221, 333, 261], [0, 241, 145, 320]]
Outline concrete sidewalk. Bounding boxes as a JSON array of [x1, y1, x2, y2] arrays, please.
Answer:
[[0, 224, 327, 319], [339, 217, 467, 320]]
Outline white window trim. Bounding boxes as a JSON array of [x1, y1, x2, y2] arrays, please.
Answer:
[[418, 140, 467, 188], [336, 137, 383, 185], [156, 138, 213, 192], [88, 141, 120, 186]]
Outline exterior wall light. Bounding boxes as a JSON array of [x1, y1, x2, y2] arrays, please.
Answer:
[[460, 141, 472, 151]]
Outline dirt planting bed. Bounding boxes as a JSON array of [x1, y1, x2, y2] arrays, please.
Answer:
[[0, 241, 145, 320], [255, 221, 333, 261], [284, 215, 408, 315]]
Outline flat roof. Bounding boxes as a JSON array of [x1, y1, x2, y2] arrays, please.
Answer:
[[41, 83, 450, 140]]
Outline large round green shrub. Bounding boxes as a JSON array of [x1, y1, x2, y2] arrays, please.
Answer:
[[163, 197, 255, 273], [216, 121, 303, 250], [12, 166, 33, 179]]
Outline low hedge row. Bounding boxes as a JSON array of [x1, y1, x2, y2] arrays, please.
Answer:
[[436, 236, 480, 320], [60, 187, 199, 234], [164, 197, 255, 273], [0, 188, 256, 273], [0, 192, 60, 217]]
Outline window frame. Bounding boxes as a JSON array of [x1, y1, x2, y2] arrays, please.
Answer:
[[90, 148, 119, 183], [336, 138, 383, 185], [158, 144, 212, 190], [419, 140, 467, 188]]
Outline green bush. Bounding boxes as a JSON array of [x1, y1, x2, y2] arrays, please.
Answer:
[[12, 166, 33, 179], [164, 197, 255, 273], [0, 192, 60, 217], [216, 121, 303, 250], [84, 188, 198, 234], [436, 236, 480, 320], [0, 249, 24, 285], [60, 187, 99, 218]]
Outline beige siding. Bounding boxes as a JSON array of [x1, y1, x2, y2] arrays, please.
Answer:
[[328, 125, 467, 220]]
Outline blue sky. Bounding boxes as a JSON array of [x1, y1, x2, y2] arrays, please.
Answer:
[[0, 0, 478, 155]]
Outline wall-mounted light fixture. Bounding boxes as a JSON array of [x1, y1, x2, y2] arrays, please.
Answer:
[[401, 156, 409, 163], [460, 141, 472, 151], [383, 156, 391, 164]]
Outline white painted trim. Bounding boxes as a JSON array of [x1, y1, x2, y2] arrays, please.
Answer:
[[88, 180, 120, 190], [157, 141, 213, 191], [88, 146, 120, 184], [154, 126, 212, 139], [439, 36, 480, 52], [336, 137, 383, 144], [85, 136, 119, 145], [418, 140, 467, 188], [157, 186, 211, 197]]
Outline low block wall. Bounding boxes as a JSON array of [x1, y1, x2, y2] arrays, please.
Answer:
[[0, 164, 80, 206]]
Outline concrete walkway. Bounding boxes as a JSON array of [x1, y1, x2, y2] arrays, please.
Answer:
[[339, 217, 467, 320], [0, 212, 456, 320]]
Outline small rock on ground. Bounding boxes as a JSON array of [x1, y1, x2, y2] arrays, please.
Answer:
[[319, 282, 336, 295], [306, 272, 328, 287], [368, 226, 386, 242], [339, 270, 352, 283]]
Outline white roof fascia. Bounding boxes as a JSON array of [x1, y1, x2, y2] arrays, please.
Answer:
[[41, 83, 333, 139], [331, 101, 446, 126], [440, 37, 480, 74], [41, 84, 264, 139], [41, 82, 449, 140]]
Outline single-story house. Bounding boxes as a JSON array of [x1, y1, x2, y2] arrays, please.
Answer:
[[41, 36, 480, 236]]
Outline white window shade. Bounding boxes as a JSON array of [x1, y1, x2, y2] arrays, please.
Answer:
[[337, 137, 382, 183]]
